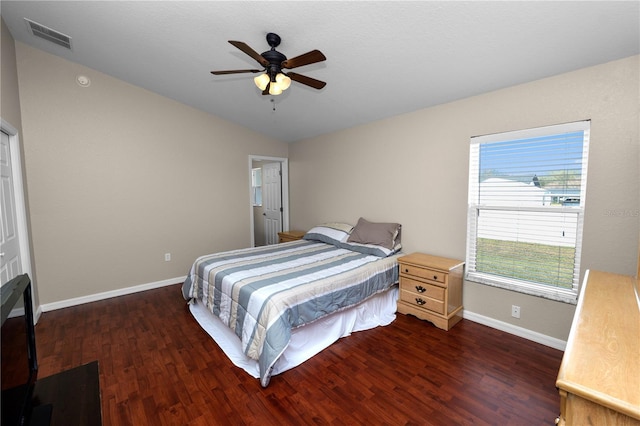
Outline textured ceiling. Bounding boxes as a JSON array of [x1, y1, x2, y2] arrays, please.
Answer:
[[2, 1, 639, 143]]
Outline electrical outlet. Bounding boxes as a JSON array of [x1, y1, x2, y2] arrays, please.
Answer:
[[164, 253, 171, 262], [511, 305, 521, 319]]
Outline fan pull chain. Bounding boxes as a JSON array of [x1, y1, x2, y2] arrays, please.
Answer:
[[271, 98, 276, 111]]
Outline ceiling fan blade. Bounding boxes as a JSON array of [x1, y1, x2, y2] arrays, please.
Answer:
[[281, 50, 326, 69], [286, 72, 326, 90], [211, 69, 262, 75], [228, 40, 269, 67]]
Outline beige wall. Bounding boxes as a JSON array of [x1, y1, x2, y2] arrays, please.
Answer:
[[289, 55, 640, 341], [14, 42, 288, 305]]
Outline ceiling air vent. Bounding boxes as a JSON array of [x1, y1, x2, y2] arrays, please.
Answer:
[[24, 18, 72, 50]]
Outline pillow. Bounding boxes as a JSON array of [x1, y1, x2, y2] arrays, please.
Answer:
[[347, 217, 402, 250], [303, 222, 354, 246], [320, 222, 354, 234]]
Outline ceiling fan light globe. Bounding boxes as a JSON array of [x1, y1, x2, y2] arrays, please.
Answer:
[[269, 83, 283, 95], [276, 73, 292, 91], [254, 74, 270, 91]]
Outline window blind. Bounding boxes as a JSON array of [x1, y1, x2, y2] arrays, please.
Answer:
[[466, 121, 590, 303], [251, 168, 262, 206]]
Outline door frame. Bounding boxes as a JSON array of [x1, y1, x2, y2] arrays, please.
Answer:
[[1, 118, 37, 319], [248, 155, 289, 247]]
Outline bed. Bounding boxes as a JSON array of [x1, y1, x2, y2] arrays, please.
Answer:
[[182, 219, 402, 387]]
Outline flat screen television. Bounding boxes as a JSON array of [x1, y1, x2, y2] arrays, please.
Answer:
[[1, 274, 39, 426]]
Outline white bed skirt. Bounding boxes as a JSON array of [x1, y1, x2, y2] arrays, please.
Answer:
[[189, 285, 399, 379]]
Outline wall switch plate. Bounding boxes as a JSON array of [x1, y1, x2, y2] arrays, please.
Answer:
[[511, 305, 521, 319], [165, 253, 171, 262]]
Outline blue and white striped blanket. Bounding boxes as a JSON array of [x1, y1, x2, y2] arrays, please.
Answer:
[[182, 239, 399, 386]]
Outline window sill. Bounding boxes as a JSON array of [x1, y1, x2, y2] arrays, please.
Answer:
[[465, 272, 578, 305]]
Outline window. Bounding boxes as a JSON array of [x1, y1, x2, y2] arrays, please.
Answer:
[[251, 168, 262, 206], [465, 121, 590, 303]]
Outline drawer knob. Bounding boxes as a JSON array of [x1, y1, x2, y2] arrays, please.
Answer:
[[415, 298, 426, 306], [415, 285, 426, 293], [433, 275, 438, 280], [404, 268, 409, 273]]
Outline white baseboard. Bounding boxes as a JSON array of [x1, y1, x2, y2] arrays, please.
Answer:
[[6, 306, 25, 318], [6, 304, 43, 324], [39, 276, 186, 313], [463, 310, 566, 351]]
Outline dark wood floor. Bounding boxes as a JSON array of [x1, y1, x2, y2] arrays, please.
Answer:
[[31, 284, 563, 425]]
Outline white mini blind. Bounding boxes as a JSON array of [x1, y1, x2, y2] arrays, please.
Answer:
[[251, 168, 262, 206], [466, 121, 590, 303]]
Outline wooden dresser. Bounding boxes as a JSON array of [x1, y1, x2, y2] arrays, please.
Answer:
[[555, 270, 640, 425], [277, 230, 306, 243], [397, 253, 464, 331]]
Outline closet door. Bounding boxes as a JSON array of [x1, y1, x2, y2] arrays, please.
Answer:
[[0, 130, 22, 284]]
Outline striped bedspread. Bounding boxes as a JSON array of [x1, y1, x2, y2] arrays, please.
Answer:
[[182, 239, 400, 386]]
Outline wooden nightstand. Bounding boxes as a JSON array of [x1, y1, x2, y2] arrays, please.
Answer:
[[397, 253, 464, 331], [277, 230, 306, 243]]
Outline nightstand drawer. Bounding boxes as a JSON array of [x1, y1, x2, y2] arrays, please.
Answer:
[[399, 288, 445, 314], [401, 277, 445, 301], [400, 264, 445, 283]]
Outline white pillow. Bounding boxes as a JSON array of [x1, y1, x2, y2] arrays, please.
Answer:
[[303, 223, 353, 246]]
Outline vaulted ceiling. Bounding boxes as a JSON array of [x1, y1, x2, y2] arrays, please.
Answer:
[[2, 1, 639, 142]]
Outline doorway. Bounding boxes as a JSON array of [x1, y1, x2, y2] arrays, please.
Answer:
[[1, 119, 36, 318], [248, 155, 289, 247]]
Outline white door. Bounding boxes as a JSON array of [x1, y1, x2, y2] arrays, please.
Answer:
[[262, 162, 282, 245], [1, 130, 22, 284]]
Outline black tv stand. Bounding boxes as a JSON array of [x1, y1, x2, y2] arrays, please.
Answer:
[[1, 384, 50, 426], [30, 361, 102, 426], [28, 404, 53, 426], [2, 275, 102, 426]]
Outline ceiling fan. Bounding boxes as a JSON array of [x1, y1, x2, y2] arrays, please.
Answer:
[[211, 33, 326, 96]]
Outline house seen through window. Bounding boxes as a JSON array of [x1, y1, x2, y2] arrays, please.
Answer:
[[465, 121, 590, 303]]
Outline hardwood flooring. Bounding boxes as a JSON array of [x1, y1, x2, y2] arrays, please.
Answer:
[[31, 284, 563, 425]]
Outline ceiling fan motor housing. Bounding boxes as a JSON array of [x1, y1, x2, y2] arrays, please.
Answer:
[[261, 48, 287, 81]]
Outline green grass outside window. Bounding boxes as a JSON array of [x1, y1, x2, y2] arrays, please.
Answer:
[[476, 238, 575, 288]]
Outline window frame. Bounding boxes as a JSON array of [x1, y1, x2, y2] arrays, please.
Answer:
[[251, 167, 262, 207], [465, 121, 590, 304]]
